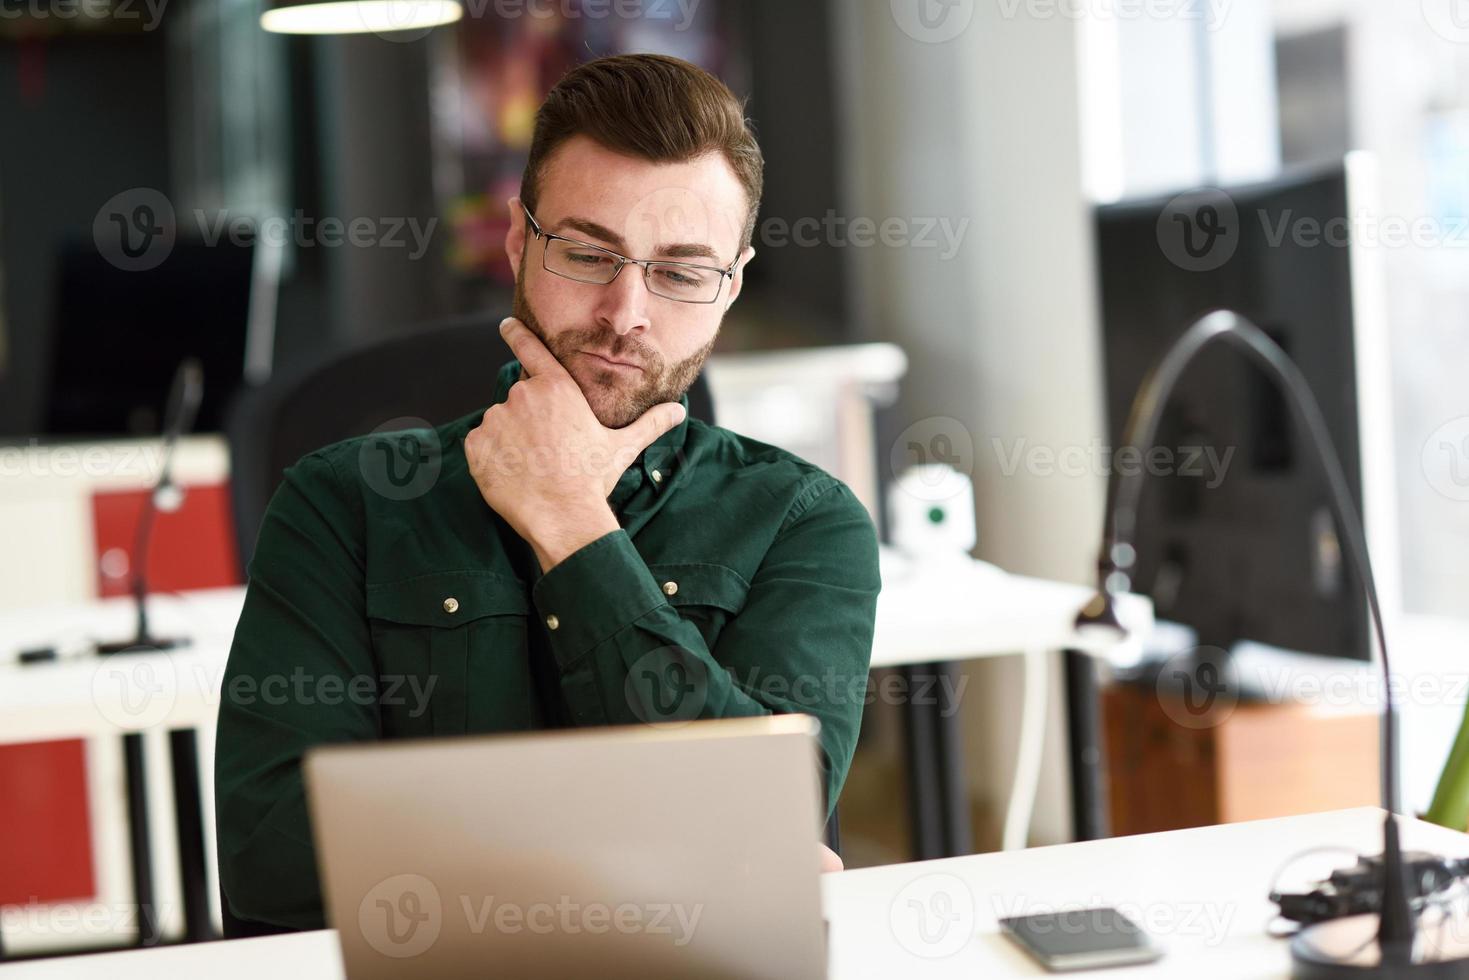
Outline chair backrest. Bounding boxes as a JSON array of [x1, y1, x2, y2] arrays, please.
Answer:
[[224, 314, 715, 573]]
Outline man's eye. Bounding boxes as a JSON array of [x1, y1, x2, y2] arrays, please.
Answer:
[[567, 251, 613, 267], [656, 267, 708, 288]]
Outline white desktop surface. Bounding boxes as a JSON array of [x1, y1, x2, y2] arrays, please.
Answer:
[[0, 553, 1148, 953], [0, 553, 1152, 744], [3, 808, 1465, 978], [821, 806, 1469, 978], [0, 588, 245, 744]]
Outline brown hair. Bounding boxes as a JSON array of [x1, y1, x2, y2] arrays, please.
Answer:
[[520, 53, 764, 251]]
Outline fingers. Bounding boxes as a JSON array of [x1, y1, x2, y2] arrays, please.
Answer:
[[615, 401, 687, 454], [499, 317, 566, 379], [461, 425, 483, 470]]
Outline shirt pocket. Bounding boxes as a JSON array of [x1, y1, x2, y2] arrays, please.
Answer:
[[366, 570, 529, 738], [643, 562, 750, 651]]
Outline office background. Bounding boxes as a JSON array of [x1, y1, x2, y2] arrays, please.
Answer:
[[5, 0, 1469, 959]]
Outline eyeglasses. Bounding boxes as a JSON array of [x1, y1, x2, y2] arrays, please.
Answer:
[[520, 203, 736, 305]]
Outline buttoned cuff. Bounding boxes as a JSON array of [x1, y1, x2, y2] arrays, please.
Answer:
[[530, 529, 668, 668]]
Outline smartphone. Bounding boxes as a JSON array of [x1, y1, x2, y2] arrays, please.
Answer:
[[999, 907, 1163, 972]]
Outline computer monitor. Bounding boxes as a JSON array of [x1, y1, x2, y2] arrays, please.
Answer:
[[1094, 157, 1397, 663], [43, 234, 262, 437]]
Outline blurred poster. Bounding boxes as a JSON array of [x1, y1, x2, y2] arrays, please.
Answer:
[[430, 1, 734, 287]]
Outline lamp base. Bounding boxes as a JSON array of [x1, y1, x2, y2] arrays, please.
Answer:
[[1292, 914, 1469, 978], [96, 635, 190, 655]]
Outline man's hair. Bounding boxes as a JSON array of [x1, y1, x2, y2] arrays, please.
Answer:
[[520, 53, 764, 252]]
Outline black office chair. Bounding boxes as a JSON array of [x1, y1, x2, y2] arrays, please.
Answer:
[[218, 317, 835, 936]]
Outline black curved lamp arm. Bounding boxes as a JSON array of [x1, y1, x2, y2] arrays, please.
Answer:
[[1087, 309, 1394, 810], [1078, 308, 1413, 948]]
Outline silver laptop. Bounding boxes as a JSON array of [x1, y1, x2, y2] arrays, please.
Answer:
[[303, 714, 829, 980]]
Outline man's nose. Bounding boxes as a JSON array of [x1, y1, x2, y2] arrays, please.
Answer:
[[594, 262, 652, 336]]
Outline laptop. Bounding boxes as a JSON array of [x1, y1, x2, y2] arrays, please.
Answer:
[[303, 714, 829, 979]]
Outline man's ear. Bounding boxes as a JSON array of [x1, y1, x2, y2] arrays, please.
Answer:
[[724, 245, 756, 310], [505, 197, 527, 281]]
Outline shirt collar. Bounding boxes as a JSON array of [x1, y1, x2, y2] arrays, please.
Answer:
[[490, 359, 691, 494]]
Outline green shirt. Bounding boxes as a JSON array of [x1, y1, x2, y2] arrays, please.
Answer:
[[214, 358, 881, 930]]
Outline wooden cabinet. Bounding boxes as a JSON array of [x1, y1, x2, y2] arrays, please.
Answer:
[[1102, 680, 1381, 836]]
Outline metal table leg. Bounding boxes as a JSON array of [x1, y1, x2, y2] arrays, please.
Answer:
[[901, 661, 972, 859], [122, 732, 159, 946], [169, 729, 213, 942], [1064, 648, 1109, 841]]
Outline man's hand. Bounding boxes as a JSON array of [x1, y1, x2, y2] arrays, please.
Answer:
[[464, 318, 686, 572], [819, 842, 844, 873]]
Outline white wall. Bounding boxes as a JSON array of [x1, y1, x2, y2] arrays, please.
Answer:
[[1272, 0, 1469, 814], [832, 0, 1107, 847], [1080, 0, 1281, 201]]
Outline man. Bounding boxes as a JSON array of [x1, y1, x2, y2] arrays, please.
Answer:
[[215, 53, 880, 933]]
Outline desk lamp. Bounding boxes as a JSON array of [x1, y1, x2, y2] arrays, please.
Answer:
[[1075, 309, 1469, 977], [97, 358, 202, 655]]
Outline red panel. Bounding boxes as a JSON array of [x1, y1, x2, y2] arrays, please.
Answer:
[[91, 482, 240, 598], [0, 740, 96, 905]]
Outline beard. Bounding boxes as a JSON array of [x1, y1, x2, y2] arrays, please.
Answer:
[[511, 271, 717, 429]]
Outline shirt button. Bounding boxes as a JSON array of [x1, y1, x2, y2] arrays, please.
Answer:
[[545, 614, 560, 630], [442, 597, 459, 614], [651, 469, 663, 484], [662, 581, 678, 596]]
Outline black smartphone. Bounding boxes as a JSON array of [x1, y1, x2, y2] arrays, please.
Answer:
[[999, 906, 1164, 972]]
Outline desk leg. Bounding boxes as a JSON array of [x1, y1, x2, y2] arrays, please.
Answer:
[[901, 664, 942, 859], [1064, 648, 1109, 841], [901, 662, 972, 860], [169, 729, 213, 942], [933, 661, 972, 857], [122, 733, 160, 946]]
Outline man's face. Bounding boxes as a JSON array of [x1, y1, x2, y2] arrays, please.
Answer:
[[505, 134, 755, 429]]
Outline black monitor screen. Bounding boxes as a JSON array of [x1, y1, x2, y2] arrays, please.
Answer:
[[44, 235, 255, 437], [1095, 162, 1368, 662]]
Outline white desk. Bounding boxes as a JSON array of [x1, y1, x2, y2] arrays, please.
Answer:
[[0, 555, 1152, 858], [4, 808, 1464, 978], [0, 589, 243, 744], [0, 589, 246, 953], [0, 555, 1145, 738], [872, 550, 1151, 854], [0, 555, 1151, 952]]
